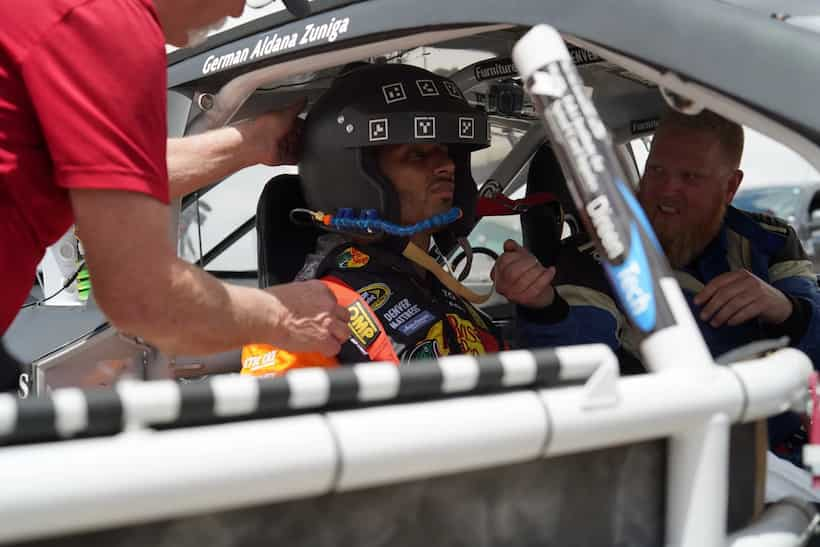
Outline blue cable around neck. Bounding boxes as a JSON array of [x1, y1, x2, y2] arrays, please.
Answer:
[[329, 207, 461, 237]]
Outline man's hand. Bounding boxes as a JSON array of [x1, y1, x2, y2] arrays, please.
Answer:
[[491, 239, 556, 308], [694, 269, 793, 327], [168, 99, 306, 199], [265, 280, 351, 356], [237, 99, 305, 166]]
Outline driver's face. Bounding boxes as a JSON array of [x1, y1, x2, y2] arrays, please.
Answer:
[[377, 144, 456, 226]]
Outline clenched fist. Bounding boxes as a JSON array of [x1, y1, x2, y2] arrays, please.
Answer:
[[238, 99, 305, 166], [491, 239, 557, 309], [265, 280, 351, 356]]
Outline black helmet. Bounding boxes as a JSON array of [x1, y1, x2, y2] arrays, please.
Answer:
[[299, 63, 490, 246]]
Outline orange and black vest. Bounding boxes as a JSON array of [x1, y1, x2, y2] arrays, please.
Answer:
[[242, 242, 505, 376]]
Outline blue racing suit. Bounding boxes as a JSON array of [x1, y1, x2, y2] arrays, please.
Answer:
[[518, 207, 820, 457]]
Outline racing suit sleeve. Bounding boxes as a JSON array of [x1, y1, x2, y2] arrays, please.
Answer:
[[516, 244, 624, 353], [517, 285, 623, 352], [241, 276, 398, 376], [766, 226, 820, 368]]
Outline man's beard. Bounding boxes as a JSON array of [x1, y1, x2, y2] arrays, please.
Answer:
[[643, 198, 726, 269]]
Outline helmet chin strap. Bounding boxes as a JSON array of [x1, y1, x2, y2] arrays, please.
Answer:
[[402, 241, 493, 304]]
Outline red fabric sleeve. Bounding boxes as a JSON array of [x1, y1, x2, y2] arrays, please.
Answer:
[[21, 0, 169, 202]]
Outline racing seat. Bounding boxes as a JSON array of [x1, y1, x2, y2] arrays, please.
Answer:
[[256, 173, 322, 288], [521, 144, 573, 269]]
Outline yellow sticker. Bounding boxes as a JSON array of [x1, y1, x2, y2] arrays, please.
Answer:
[[347, 300, 380, 349]]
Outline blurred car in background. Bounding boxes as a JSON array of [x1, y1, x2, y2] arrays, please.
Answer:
[[733, 181, 820, 270]]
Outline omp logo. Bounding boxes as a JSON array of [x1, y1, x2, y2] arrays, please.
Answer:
[[347, 301, 380, 349], [358, 283, 391, 311]]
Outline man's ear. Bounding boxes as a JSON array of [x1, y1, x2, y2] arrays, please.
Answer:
[[725, 169, 744, 203]]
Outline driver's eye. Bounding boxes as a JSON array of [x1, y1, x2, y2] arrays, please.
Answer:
[[681, 172, 704, 184], [646, 165, 664, 176]]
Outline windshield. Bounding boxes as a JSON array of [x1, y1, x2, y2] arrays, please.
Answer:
[[732, 186, 803, 220]]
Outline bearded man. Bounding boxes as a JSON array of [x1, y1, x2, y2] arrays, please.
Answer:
[[492, 109, 820, 460], [493, 109, 820, 369]]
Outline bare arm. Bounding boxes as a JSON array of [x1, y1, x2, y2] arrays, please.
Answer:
[[70, 188, 348, 356], [167, 101, 304, 199]]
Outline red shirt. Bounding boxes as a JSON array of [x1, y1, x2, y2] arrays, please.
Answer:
[[0, 0, 169, 334]]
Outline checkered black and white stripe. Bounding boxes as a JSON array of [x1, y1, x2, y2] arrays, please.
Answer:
[[0, 349, 561, 446]]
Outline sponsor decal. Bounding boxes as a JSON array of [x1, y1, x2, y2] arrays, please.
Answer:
[[337, 247, 370, 269], [398, 310, 435, 336], [404, 321, 449, 362], [414, 116, 436, 139], [369, 118, 389, 142], [474, 58, 517, 81], [17, 373, 30, 399], [446, 314, 499, 356], [439, 287, 466, 312], [382, 82, 408, 104], [479, 179, 504, 198], [347, 300, 380, 349], [458, 117, 475, 139], [243, 350, 278, 372], [630, 118, 659, 135], [567, 45, 604, 66], [416, 79, 439, 96], [383, 298, 434, 334], [202, 17, 351, 75], [605, 223, 656, 332], [611, 69, 657, 88], [539, 61, 627, 264], [586, 194, 625, 261], [405, 339, 440, 361], [358, 283, 392, 311]]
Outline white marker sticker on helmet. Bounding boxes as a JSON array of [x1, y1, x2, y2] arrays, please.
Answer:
[[416, 80, 439, 97], [382, 83, 407, 104], [442, 80, 463, 99], [414, 117, 436, 139], [458, 117, 475, 139], [369, 118, 389, 141]]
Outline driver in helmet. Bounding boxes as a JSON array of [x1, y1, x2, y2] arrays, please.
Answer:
[[241, 63, 505, 374]]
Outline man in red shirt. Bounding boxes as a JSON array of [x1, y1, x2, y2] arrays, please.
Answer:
[[0, 0, 350, 391]]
